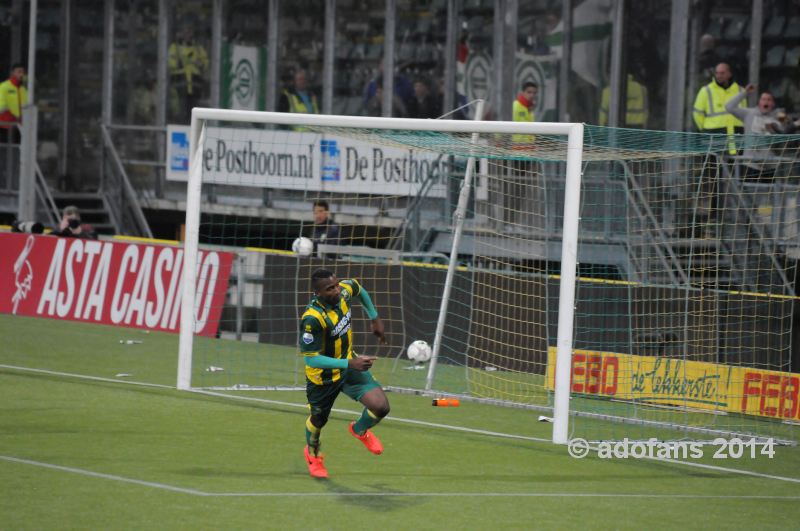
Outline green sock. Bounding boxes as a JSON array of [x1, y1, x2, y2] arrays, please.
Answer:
[[305, 417, 321, 455], [353, 408, 380, 435]]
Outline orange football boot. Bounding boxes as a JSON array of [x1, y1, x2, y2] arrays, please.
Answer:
[[349, 422, 384, 455], [304, 445, 328, 478]]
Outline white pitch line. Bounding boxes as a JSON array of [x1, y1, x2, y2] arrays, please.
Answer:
[[0, 455, 206, 496], [3, 455, 800, 500], [0, 364, 174, 390], [206, 492, 800, 499], [193, 388, 552, 443], [646, 456, 800, 484], [2, 365, 800, 485]]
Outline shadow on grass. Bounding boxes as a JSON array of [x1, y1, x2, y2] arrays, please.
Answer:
[[320, 479, 423, 511]]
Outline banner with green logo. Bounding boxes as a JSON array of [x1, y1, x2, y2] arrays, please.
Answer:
[[220, 43, 267, 111]]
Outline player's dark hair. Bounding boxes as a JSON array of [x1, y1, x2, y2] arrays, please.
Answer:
[[11, 63, 25, 72], [522, 81, 538, 91], [313, 200, 329, 211], [311, 268, 335, 290]]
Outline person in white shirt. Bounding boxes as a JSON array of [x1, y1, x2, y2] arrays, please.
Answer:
[[725, 84, 798, 180]]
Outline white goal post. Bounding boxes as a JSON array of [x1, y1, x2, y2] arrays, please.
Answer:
[[177, 107, 585, 445]]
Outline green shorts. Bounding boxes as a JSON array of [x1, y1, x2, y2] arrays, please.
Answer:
[[306, 369, 381, 418]]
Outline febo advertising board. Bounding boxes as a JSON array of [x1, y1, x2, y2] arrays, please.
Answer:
[[546, 347, 800, 423], [0, 233, 233, 337]]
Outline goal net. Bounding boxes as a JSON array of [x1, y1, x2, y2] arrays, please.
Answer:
[[178, 108, 799, 445]]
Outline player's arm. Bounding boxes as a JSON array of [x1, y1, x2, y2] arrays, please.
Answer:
[[342, 279, 387, 344], [300, 316, 375, 371]]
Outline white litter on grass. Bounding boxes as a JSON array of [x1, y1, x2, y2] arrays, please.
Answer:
[[484, 365, 497, 371], [205, 366, 225, 372], [538, 415, 553, 423], [115, 373, 132, 378], [404, 365, 427, 371], [119, 340, 143, 345]]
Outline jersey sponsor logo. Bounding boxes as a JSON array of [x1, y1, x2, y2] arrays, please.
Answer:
[[331, 310, 351, 337], [302, 332, 314, 344]]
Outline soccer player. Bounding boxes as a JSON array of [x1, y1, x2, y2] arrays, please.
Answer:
[[300, 268, 390, 478]]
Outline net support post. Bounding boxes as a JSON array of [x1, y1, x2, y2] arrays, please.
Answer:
[[425, 99, 485, 392], [552, 123, 584, 444], [177, 114, 206, 390]]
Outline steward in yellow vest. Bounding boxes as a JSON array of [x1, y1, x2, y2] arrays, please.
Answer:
[[0, 64, 28, 128], [279, 69, 319, 113], [168, 31, 209, 98], [693, 62, 745, 135], [599, 74, 648, 128], [512, 82, 538, 145], [279, 69, 319, 131]]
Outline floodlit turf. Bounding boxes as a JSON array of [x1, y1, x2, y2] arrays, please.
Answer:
[[2, 314, 800, 530]]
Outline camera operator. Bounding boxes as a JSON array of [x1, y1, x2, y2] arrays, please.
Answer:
[[53, 205, 97, 239]]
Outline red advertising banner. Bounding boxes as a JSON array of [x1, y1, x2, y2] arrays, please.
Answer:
[[0, 233, 233, 337]]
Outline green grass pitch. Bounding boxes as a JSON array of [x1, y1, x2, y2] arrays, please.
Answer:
[[2, 313, 800, 530]]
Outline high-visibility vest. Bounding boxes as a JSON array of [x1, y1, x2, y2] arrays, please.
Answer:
[[512, 99, 535, 144], [0, 79, 28, 126], [599, 75, 648, 127], [168, 42, 209, 96], [283, 89, 319, 115], [283, 89, 319, 132], [692, 80, 745, 134]]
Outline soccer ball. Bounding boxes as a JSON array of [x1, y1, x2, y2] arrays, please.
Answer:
[[406, 340, 432, 363], [292, 236, 314, 257]]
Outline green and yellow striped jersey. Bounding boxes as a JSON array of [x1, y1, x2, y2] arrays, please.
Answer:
[[299, 279, 363, 385]]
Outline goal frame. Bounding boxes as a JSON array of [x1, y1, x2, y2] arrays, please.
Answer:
[[177, 107, 585, 445]]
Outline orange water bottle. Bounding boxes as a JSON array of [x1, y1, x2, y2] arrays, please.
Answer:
[[432, 398, 460, 407]]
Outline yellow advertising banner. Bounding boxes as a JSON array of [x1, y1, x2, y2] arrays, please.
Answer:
[[547, 347, 800, 421], [729, 365, 800, 421]]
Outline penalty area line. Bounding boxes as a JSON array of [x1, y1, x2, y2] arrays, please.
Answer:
[[2, 455, 800, 500]]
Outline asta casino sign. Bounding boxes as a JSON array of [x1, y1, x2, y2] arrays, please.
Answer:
[[0, 233, 233, 336], [166, 126, 488, 200]]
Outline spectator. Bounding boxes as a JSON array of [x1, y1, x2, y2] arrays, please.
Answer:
[[725, 85, 793, 135], [278, 68, 319, 115], [168, 27, 209, 124], [364, 78, 407, 117], [725, 84, 799, 179], [53, 205, 97, 239], [406, 78, 441, 119], [697, 34, 721, 81], [363, 60, 414, 117], [310, 200, 340, 248]]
